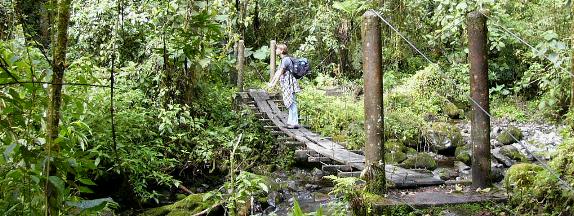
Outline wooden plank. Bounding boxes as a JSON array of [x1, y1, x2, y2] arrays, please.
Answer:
[[322, 165, 353, 172], [249, 91, 288, 131], [305, 142, 365, 170], [308, 156, 331, 163], [338, 171, 362, 177]]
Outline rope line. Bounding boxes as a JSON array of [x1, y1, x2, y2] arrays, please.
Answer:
[[368, 9, 574, 193], [0, 81, 110, 88]]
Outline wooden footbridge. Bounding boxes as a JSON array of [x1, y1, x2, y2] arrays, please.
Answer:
[[236, 89, 444, 188]]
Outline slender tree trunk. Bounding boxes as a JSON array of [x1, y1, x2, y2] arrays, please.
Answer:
[[46, 0, 71, 214], [337, 19, 351, 77], [570, 2, 574, 111], [253, 0, 260, 33]]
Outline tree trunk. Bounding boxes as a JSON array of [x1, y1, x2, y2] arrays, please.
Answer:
[[45, 0, 71, 214], [253, 0, 260, 33], [570, 2, 574, 112], [337, 19, 351, 77]]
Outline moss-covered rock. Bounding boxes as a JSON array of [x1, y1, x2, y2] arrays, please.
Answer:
[[500, 145, 527, 162], [496, 126, 523, 145], [385, 151, 407, 164], [141, 193, 217, 216], [432, 167, 459, 180], [505, 163, 543, 188], [400, 153, 437, 170], [455, 146, 471, 165], [424, 122, 463, 154], [384, 140, 408, 164], [443, 101, 464, 119], [405, 147, 418, 155]]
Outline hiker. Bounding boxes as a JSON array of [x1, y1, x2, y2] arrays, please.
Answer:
[[267, 43, 301, 129]]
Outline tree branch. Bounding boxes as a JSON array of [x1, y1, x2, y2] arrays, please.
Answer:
[[0, 55, 23, 85]]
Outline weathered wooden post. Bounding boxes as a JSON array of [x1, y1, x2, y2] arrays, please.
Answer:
[[468, 11, 491, 188], [362, 10, 385, 193], [270, 40, 276, 81], [237, 40, 245, 91]]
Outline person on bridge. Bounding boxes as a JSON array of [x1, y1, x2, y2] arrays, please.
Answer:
[[268, 43, 301, 129]]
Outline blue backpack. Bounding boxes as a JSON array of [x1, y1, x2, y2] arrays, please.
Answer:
[[288, 57, 310, 79]]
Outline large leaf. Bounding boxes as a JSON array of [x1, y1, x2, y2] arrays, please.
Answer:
[[253, 46, 269, 60], [3, 143, 18, 161], [48, 176, 66, 196], [65, 197, 114, 212]]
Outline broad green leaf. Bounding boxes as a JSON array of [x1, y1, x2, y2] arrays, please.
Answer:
[[3, 143, 17, 160], [79, 186, 94, 193], [253, 46, 269, 60], [65, 197, 114, 211], [202, 192, 213, 201], [48, 176, 65, 195], [258, 182, 269, 193], [199, 58, 210, 68], [78, 178, 97, 186], [292, 199, 305, 216]]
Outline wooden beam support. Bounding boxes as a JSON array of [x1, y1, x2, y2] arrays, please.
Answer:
[[362, 10, 385, 193], [468, 11, 491, 189]]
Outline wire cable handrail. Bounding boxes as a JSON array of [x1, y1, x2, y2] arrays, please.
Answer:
[[479, 11, 571, 77]]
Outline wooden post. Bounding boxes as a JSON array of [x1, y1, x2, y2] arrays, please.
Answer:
[[270, 40, 276, 81], [468, 11, 491, 188], [237, 40, 245, 91], [362, 10, 385, 194]]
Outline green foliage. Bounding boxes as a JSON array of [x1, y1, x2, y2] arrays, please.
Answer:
[[142, 193, 216, 216], [504, 138, 574, 215], [298, 80, 365, 149], [1, 0, 276, 212], [290, 199, 324, 216], [204, 171, 269, 216], [490, 96, 530, 122], [324, 175, 362, 216]]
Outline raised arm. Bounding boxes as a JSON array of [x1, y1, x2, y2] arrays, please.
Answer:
[[268, 64, 284, 88]]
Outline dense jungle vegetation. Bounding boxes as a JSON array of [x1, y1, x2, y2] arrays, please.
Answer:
[[1, 0, 574, 215]]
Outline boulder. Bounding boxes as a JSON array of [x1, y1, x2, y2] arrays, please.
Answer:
[[400, 153, 437, 170], [505, 163, 544, 188], [432, 167, 459, 180], [443, 101, 464, 119], [141, 193, 218, 216], [499, 145, 527, 162], [496, 126, 523, 145], [455, 146, 471, 165], [384, 140, 408, 164], [492, 147, 515, 167], [405, 147, 418, 155], [424, 122, 463, 155], [454, 161, 471, 175], [489, 166, 505, 183], [267, 191, 281, 207]]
